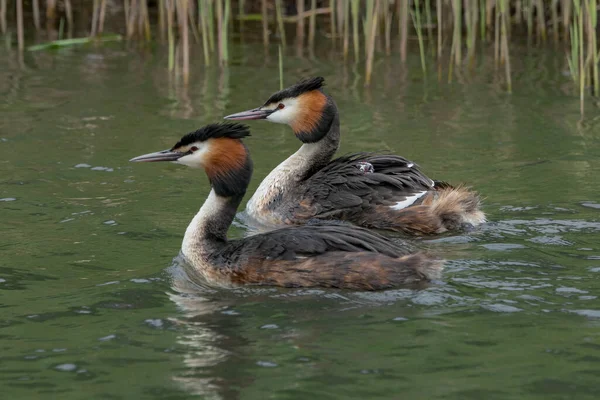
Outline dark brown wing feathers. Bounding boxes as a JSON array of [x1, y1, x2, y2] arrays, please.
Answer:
[[214, 224, 442, 290]]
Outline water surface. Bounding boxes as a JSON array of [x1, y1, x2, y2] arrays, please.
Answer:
[[1, 40, 600, 399]]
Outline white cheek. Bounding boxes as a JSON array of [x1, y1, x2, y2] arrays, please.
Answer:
[[266, 99, 298, 125], [176, 143, 210, 168]]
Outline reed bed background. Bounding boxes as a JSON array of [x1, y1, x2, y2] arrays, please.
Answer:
[[1, 1, 599, 114]]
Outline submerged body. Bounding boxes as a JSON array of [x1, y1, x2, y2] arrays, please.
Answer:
[[226, 77, 485, 235], [130, 123, 442, 290]]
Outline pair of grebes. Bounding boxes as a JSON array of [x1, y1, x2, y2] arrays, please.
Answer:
[[131, 77, 485, 290]]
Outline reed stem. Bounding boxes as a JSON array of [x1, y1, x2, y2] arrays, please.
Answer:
[[365, 0, 380, 85], [17, 0, 24, 51], [399, 0, 409, 62], [309, 0, 317, 48], [351, 0, 360, 60], [0, 0, 6, 34], [412, 0, 427, 74], [261, 0, 268, 47], [278, 44, 284, 89], [200, 0, 211, 64], [275, 0, 286, 48]]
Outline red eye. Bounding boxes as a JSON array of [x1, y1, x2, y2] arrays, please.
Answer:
[[277, 103, 285, 110], [190, 146, 199, 152]]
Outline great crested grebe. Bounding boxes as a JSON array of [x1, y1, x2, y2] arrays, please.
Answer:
[[224, 77, 485, 235], [130, 123, 442, 290]]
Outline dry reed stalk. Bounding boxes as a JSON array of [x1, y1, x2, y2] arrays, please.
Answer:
[[485, 0, 494, 29], [343, 0, 350, 59], [437, 0, 442, 58], [177, 0, 190, 82], [159, 0, 166, 41], [125, 0, 130, 23], [46, 0, 57, 24], [365, 0, 380, 86], [425, 0, 434, 51], [525, 0, 533, 44], [398, 0, 409, 62], [465, 0, 478, 66], [0, 0, 5, 34], [515, 0, 522, 25], [551, 0, 559, 45], [126, 0, 137, 38], [381, 1, 390, 55], [278, 44, 283, 89], [330, 0, 336, 38], [494, 0, 500, 64], [99, 0, 107, 34], [573, 0, 584, 115], [479, 0, 486, 40], [186, 1, 199, 44], [239, 0, 245, 26], [336, 0, 344, 38], [499, 0, 512, 92], [140, 0, 151, 41], [223, 0, 231, 64], [309, 0, 317, 48], [91, 0, 99, 36], [451, 0, 462, 66], [296, 0, 305, 52], [412, 0, 427, 73], [589, 0, 599, 96], [364, 0, 373, 58], [17, 0, 24, 51], [578, 0, 584, 114], [216, 0, 224, 63], [275, 0, 286, 47], [32, 0, 41, 30], [535, 0, 546, 43], [351, 0, 359, 60], [563, 0, 572, 42], [261, 0, 268, 47], [166, 0, 175, 71], [207, 0, 215, 51], [63, 0, 73, 36], [200, 0, 211, 64]]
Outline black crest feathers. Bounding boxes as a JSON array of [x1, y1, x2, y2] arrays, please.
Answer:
[[171, 123, 251, 150], [265, 77, 325, 104]]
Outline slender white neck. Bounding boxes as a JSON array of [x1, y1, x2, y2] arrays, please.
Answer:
[[245, 143, 322, 222], [182, 189, 230, 261]]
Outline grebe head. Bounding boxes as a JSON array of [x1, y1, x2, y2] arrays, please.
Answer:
[[224, 77, 336, 143], [130, 123, 253, 197]]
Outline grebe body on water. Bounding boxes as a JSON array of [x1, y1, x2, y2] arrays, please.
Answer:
[[225, 77, 485, 235], [130, 123, 442, 290]]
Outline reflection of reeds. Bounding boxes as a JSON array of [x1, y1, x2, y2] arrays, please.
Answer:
[[2, 0, 596, 113]]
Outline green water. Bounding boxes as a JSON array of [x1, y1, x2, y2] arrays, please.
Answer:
[[1, 41, 600, 399]]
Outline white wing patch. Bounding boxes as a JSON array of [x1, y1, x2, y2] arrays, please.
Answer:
[[390, 191, 427, 211]]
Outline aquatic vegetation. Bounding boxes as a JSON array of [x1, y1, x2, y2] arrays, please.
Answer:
[[1, 1, 599, 114]]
